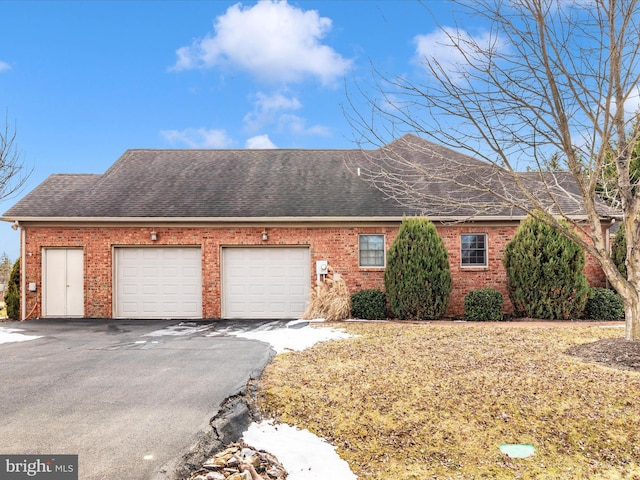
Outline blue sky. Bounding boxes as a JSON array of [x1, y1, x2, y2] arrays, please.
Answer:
[[0, 0, 468, 260]]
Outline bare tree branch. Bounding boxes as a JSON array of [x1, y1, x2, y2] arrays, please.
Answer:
[[0, 112, 30, 204], [345, 0, 640, 339]]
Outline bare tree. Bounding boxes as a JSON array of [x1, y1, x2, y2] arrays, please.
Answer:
[[346, 0, 640, 339], [0, 112, 29, 204]]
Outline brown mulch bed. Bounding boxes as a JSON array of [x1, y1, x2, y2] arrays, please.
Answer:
[[567, 337, 640, 372]]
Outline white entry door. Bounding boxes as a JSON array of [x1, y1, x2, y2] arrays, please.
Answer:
[[222, 247, 310, 319], [43, 248, 84, 317]]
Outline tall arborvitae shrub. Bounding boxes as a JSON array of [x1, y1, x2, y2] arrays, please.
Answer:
[[384, 217, 451, 319], [5, 259, 20, 320], [611, 226, 627, 279], [503, 216, 590, 319]]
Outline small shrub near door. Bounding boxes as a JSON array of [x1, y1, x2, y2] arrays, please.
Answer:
[[351, 289, 387, 319], [464, 288, 504, 321], [583, 287, 625, 320]]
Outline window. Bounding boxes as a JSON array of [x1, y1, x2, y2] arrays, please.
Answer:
[[359, 234, 385, 267], [461, 234, 487, 267]]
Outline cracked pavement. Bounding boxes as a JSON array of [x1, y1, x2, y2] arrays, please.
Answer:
[[0, 319, 278, 480]]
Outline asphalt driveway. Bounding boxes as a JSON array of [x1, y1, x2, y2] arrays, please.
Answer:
[[0, 319, 277, 480]]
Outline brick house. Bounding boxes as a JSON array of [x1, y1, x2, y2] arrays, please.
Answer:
[[1, 134, 615, 320]]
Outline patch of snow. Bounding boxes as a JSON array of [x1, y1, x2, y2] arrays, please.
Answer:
[[223, 319, 353, 354], [0, 327, 42, 344], [242, 420, 357, 480], [143, 322, 211, 337]]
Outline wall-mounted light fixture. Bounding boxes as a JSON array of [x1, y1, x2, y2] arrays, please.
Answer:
[[261, 229, 268, 241], [150, 230, 158, 241], [11, 220, 19, 231]]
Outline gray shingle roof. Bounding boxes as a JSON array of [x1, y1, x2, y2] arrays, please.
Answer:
[[2, 134, 618, 221], [4, 146, 415, 219]]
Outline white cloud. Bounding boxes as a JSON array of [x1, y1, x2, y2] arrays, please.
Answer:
[[246, 134, 277, 149], [243, 89, 329, 137], [170, 0, 351, 85], [244, 90, 302, 131], [414, 27, 506, 83], [0, 61, 11, 72], [624, 86, 640, 118], [161, 128, 234, 148], [278, 114, 331, 137]]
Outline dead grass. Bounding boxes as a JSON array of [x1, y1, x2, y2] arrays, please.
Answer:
[[257, 323, 640, 479]]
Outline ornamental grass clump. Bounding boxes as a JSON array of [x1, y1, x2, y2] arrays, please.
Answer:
[[503, 215, 589, 319], [302, 271, 351, 322], [384, 217, 451, 320]]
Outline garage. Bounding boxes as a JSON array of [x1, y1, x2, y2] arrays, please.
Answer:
[[115, 247, 202, 318], [222, 247, 310, 319]]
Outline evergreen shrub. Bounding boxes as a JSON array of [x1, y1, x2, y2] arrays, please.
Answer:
[[611, 226, 627, 279], [464, 288, 504, 321], [584, 287, 625, 320], [384, 217, 451, 320], [351, 289, 387, 319], [6, 259, 20, 320], [503, 215, 589, 319]]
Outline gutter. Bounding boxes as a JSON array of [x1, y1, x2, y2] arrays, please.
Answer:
[[2, 214, 582, 224]]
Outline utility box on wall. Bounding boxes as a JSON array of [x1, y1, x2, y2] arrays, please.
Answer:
[[316, 260, 328, 275]]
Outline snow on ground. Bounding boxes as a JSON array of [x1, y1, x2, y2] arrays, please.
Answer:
[[228, 319, 357, 479], [0, 327, 42, 344], [242, 421, 357, 480], [220, 319, 353, 354], [143, 322, 212, 337], [0, 318, 357, 477]]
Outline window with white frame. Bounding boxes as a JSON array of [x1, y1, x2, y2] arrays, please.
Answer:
[[359, 234, 385, 267], [461, 233, 487, 267]]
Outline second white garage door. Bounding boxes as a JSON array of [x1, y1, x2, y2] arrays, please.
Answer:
[[222, 247, 310, 319], [115, 247, 202, 318]]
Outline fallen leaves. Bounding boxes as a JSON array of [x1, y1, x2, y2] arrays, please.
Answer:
[[257, 323, 640, 479]]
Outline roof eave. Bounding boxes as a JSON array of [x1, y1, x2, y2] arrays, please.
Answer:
[[1, 214, 600, 224], [5, 212, 615, 225]]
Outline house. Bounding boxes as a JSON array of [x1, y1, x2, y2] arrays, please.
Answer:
[[1, 134, 614, 320]]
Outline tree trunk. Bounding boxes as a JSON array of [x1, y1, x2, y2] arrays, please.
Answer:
[[624, 294, 640, 341]]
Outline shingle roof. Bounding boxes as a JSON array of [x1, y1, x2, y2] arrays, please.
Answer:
[[4, 146, 415, 219], [2, 134, 618, 221]]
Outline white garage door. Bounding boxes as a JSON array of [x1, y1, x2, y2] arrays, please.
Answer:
[[222, 247, 310, 319], [115, 247, 202, 318]]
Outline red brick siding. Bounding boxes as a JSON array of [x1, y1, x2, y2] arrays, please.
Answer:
[[20, 223, 607, 319]]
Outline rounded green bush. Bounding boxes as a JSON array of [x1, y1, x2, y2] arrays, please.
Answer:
[[584, 287, 625, 320], [503, 215, 589, 319], [351, 289, 387, 319], [464, 288, 504, 321]]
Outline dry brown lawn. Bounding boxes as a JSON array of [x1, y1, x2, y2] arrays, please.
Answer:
[[257, 322, 640, 479]]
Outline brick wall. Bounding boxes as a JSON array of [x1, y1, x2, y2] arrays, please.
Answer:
[[20, 222, 608, 319]]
